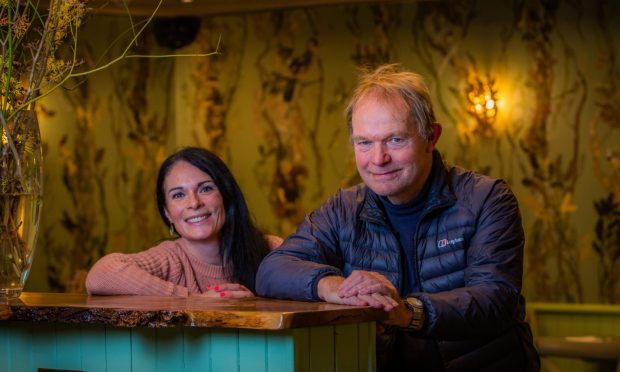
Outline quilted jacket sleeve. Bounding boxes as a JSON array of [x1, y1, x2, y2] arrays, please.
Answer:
[[256, 190, 351, 301]]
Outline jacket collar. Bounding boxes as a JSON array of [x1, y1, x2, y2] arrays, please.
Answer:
[[359, 150, 456, 225]]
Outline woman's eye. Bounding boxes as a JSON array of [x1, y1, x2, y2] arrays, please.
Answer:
[[199, 185, 214, 193], [171, 192, 184, 199]]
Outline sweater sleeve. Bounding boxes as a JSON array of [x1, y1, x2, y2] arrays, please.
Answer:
[[85, 242, 189, 296]]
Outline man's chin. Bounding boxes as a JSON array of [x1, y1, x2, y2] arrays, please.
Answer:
[[367, 184, 394, 197]]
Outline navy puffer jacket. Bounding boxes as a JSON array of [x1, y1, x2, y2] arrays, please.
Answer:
[[257, 151, 539, 371]]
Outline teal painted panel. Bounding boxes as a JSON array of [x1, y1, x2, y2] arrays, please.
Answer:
[[267, 331, 295, 372], [238, 330, 267, 372], [156, 327, 184, 371], [132, 327, 157, 372], [309, 326, 334, 372], [1, 322, 32, 372], [210, 329, 239, 372], [1, 321, 377, 372], [80, 324, 107, 372], [335, 324, 358, 372], [292, 328, 309, 372], [54, 324, 84, 371], [183, 327, 212, 372], [0, 322, 10, 372], [30, 323, 57, 371], [105, 327, 132, 372]]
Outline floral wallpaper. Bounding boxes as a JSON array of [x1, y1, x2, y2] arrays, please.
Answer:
[[29, 0, 619, 304]]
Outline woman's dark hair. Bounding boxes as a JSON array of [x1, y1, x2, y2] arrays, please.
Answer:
[[156, 147, 270, 292]]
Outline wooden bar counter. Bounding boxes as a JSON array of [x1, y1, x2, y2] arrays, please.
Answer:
[[0, 292, 386, 372]]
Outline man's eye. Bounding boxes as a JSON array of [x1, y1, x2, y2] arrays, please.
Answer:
[[355, 140, 372, 151], [387, 137, 406, 148]]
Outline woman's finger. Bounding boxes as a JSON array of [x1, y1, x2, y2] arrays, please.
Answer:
[[208, 283, 244, 292], [219, 290, 255, 298]]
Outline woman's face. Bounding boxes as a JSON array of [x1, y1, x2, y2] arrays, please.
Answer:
[[163, 160, 225, 245]]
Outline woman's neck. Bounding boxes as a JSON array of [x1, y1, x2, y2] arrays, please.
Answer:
[[178, 237, 222, 266]]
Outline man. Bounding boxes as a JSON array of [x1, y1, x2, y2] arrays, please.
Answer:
[[256, 64, 540, 371]]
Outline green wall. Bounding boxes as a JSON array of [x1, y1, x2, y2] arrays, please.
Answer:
[[27, 0, 620, 305]]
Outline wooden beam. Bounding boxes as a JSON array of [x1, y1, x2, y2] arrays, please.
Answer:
[[86, 0, 418, 17]]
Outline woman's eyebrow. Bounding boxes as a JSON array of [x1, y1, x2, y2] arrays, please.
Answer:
[[167, 186, 184, 194], [198, 179, 215, 186]]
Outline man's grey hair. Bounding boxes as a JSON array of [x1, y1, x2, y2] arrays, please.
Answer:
[[345, 64, 437, 140]]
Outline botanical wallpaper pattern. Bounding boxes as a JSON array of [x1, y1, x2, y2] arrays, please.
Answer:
[[30, 0, 619, 304]]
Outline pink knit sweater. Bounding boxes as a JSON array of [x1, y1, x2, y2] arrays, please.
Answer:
[[85, 240, 233, 297]]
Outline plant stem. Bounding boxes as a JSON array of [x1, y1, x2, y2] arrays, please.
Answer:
[[10, 0, 221, 118]]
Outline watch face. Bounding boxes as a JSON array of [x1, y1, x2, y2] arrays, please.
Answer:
[[406, 297, 422, 307], [405, 297, 424, 330]]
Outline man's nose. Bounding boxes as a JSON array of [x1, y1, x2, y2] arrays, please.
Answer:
[[371, 143, 391, 165]]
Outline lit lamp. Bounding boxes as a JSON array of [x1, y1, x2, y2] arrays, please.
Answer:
[[465, 73, 501, 138]]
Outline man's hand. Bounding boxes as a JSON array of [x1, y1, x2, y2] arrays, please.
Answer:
[[318, 273, 400, 310], [338, 270, 399, 298], [356, 292, 400, 311], [339, 271, 400, 311], [317, 276, 368, 306], [383, 298, 415, 327]]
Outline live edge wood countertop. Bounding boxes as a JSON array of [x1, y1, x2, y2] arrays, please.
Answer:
[[0, 292, 387, 330]]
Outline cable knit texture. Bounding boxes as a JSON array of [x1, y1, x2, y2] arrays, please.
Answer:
[[85, 240, 232, 297]]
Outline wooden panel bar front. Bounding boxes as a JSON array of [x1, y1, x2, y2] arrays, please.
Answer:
[[0, 292, 385, 372]]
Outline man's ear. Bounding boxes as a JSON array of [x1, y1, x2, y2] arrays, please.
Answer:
[[426, 123, 442, 152]]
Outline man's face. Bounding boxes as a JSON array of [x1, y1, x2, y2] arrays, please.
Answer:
[[351, 94, 439, 204]]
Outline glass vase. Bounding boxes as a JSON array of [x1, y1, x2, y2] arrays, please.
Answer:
[[0, 110, 43, 301]]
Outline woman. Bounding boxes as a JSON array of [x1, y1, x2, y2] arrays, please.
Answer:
[[86, 147, 281, 298]]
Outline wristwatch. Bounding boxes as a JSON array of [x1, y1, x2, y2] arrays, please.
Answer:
[[403, 297, 425, 331]]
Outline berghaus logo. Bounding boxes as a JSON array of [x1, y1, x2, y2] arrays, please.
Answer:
[[437, 237, 464, 248]]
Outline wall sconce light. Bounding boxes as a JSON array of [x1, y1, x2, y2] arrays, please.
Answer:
[[465, 72, 502, 137]]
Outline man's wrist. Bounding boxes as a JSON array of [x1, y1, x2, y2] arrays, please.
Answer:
[[403, 297, 425, 331], [316, 275, 344, 301]]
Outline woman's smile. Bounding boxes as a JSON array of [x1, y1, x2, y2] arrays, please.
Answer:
[[186, 214, 209, 224], [163, 160, 226, 246]]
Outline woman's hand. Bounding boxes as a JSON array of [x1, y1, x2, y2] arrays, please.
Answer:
[[192, 283, 255, 298]]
